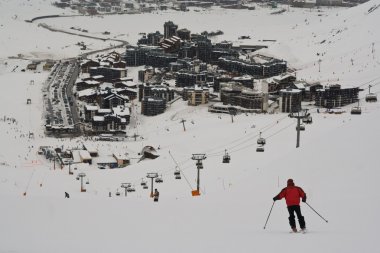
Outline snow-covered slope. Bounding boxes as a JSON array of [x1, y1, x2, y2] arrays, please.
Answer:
[[1, 1, 380, 252]]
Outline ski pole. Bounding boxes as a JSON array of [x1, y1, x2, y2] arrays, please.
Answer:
[[305, 202, 328, 223], [263, 201, 275, 229]]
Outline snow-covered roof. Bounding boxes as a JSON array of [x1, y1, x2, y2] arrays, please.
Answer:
[[78, 89, 97, 97], [79, 150, 92, 160], [94, 156, 117, 164], [233, 75, 254, 81], [83, 143, 98, 154], [112, 105, 130, 116], [84, 80, 100, 85], [98, 109, 112, 114], [85, 105, 99, 111], [93, 116, 105, 122], [280, 88, 301, 94], [113, 153, 129, 160]]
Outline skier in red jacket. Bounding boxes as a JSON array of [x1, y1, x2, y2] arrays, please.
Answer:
[[273, 179, 307, 232]]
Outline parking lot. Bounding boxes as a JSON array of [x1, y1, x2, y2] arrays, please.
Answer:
[[43, 60, 80, 134]]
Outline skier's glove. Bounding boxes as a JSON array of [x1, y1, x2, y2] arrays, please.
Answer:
[[302, 197, 306, 202], [273, 197, 277, 201]]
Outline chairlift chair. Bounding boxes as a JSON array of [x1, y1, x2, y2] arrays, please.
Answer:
[[257, 137, 266, 145], [296, 124, 306, 131], [257, 132, 266, 145], [302, 116, 313, 124], [222, 155, 230, 163], [155, 176, 163, 183], [143, 184, 149, 189], [365, 93, 377, 102], [351, 107, 362, 115], [174, 170, 181, 179], [222, 150, 230, 163], [366, 85, 377, 102], [86, 180, 89, 185], [256, 145, 265, 152], [116, 191, 121, 196]]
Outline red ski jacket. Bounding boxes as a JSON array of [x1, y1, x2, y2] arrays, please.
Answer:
[[275, 186, 306, 206]]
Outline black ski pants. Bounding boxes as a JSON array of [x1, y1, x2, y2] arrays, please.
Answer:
[[287, 205, 306, 229]]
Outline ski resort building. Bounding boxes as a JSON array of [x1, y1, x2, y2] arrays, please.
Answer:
[[183, 85, 210, 106], [218, 55, 287, 78], [141, 97, 167, 116], [220, 82, 269, 112], [138, 84, 175, 102], [89, 67, 127, 83], [279, 88, 302, 113], [314, 84, 360, 108]]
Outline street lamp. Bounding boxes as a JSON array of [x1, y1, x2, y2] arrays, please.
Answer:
[[146, 173, 158, 198]]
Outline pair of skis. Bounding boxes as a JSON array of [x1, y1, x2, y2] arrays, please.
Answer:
[[290, 229, 307, 234]]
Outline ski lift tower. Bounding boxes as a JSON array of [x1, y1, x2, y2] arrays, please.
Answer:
[[77, 172, 87, 192], [191, 154, 207, 196], [146, 173, 158, 198], [289, 109, 310, 148]]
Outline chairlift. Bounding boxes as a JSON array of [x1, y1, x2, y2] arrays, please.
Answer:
[[366, 85, 377, 102], [296, 124, 305, 131], [143, 184, 149, 189], [140, 178, 147, 186], [365, 93, 377, 102], [76, 176, 79, 180], [222, 149, 230, 163], [127, 187, 135, 192], [351, 100, 362, 115], [86, 179, 89, 185], [155, 175, 163, 183], [257, 132, 266, 145], [174, 170, 181, 180], [351, 107, 362, 115], [302, 116, 313, 124], [116, 191, 121, 196], [256, 145, 264, 152]]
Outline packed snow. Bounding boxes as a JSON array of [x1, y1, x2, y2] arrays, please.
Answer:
[[1, 0, 380, 252]]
